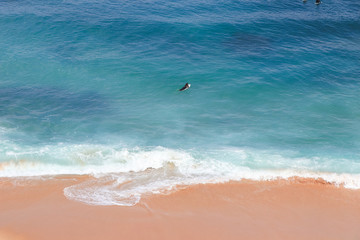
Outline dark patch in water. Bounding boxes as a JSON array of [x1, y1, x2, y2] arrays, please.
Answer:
[[0, 85, 109, 143], [223, 32, 271, 56]]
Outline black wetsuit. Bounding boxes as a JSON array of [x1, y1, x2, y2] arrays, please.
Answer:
[[179, 83, 190, 91]]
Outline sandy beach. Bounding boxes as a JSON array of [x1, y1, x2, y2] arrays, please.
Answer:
[[1, 176, 359, 240]]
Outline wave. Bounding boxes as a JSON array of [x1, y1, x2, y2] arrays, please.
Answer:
[[1, 143, 360, 206]]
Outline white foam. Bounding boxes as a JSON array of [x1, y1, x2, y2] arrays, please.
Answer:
[[0, 145, 197, 177], [1, 143, 360, 206], [63, 162, 360, 206]]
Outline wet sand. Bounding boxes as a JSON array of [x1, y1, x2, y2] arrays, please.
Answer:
[[0, 176, 360, 240]]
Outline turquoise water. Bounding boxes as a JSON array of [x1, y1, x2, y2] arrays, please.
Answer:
[[1, 0, 360, 204]]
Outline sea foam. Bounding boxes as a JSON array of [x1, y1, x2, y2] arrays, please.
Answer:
[[1, 143, 360, 206]]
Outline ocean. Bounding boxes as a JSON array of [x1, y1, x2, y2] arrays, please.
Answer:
[[0, 0, 359, 205]]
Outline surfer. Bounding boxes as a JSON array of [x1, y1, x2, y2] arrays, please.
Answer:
[[315, 0, 321, 4], [179, 83, 191, 91]]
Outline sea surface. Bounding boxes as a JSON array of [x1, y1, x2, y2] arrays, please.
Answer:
[[1, 0, 360, 205]]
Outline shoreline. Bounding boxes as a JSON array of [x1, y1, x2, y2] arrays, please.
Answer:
[[1, 176, 360, 240]]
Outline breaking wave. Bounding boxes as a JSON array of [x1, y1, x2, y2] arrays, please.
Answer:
[[1, 143, 360, 206]]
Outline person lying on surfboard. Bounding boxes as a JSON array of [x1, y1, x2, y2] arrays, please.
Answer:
[[179, 83, 191, 91]]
